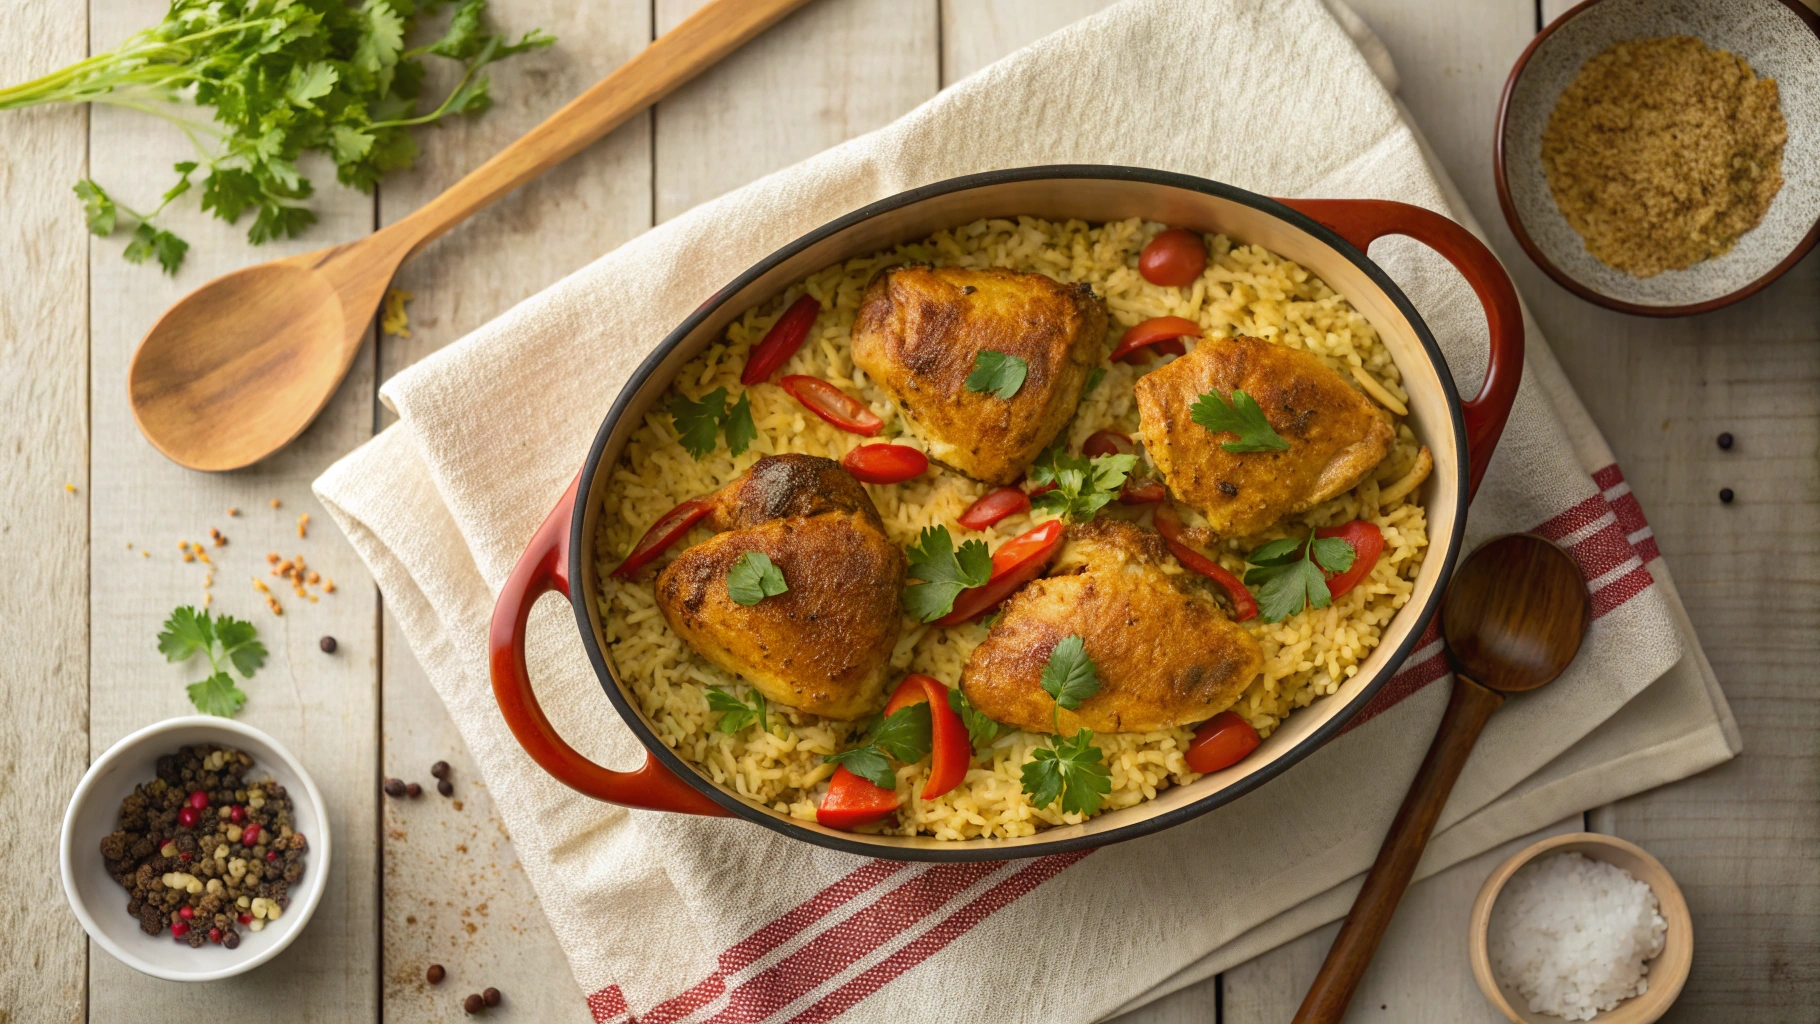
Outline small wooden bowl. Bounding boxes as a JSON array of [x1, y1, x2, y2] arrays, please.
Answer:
[[1468, 833, 1692, 1024]]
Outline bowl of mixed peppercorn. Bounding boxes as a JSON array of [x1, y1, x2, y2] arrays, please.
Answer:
[[60, 716, 330, 981]]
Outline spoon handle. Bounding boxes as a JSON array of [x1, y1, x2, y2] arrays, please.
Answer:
[[1291, 675, 1505, 1024], [393, 0, 816, 256]]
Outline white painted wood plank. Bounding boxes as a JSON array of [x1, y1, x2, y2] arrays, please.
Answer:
[[941, 0, 1117, 86], [371, 1, 651, 1020], [83, 0, 379, 1015], [0, 4, 91, 1021]]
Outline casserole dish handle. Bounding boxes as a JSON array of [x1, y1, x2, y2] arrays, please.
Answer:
[[1277, 199, 1523, 500], [490, 474, 729, 816]]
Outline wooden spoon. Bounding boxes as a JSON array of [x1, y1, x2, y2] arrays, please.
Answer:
[[1292, 533, 1590, 1024], [128, 0, 817, 472]]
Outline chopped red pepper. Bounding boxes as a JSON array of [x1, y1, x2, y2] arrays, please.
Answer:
[[1185, 711, 1261, 773], [841, 444, 929, 485], [1315, 521, 1384, 599], [741, 293, 821, 385], [882, 674, 970, 800], [1154, 504, 1258, 621], [780, 375, 884, 436], [1082, 429, 1133, 458], [816, 766, 899, 830], [937, 519, 1067, 626], [1110, 316, 1202, 364], [610, 495, 713, 579], [957, 486, 1031, 531]]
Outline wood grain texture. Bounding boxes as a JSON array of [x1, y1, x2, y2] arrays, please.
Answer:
[[940, 0, 1117, 86], [0, 3, 90, 1022]]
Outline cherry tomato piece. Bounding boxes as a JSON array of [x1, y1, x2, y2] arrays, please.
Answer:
[[780, 375, 884, 436], [841, 444, 928, 485], [742, 294, 822, 385], [936, 520, 1068, 627], [1138, 228, 1209, 288], [610, 496, 713, 579], [1154, 504, 1258, 621], [1110, 316, 1203, 364], [1119, 478, 1167, 504], [1185, 711, 1261, 773], [957, 486, 1030, 531], [881, 674, 971, 800], [1082, 430, 1134, 458], [816, 766, 900, 830], [1315, 521, 1385, 599]]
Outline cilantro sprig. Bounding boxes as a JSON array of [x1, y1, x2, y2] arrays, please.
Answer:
[[903, 525, 991, 623], [824, 702, 933, 789], [1018, 635, 1113, 816], [707, 686, 769, 735], [726, 551, 787, 606], [1028, 445, 1137, 523], [1244, 530, 1356, 622], [1190, 388, 1291, 453], [158, 606, 266, 717], [670, 388, 759, 459], [946, 687, 1002, 750], [1, 0, 555, 274], [965, 350, 1028, 400]]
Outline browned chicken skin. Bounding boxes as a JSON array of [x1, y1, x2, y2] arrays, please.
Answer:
[[1135, 337, 1395, 537], [654, 455, 906, 721], [851, 265, 1108, 485], [959, 520, 1263, 735]]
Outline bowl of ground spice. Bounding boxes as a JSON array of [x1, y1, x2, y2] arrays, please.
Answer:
[[1496, 0, 1820, 316], [60, 717, 330, 981]]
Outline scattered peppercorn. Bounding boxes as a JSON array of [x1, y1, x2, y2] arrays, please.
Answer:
[[405, 782, 422, 798], [1717, 432, 1734, 450], [484, 987, 502, 1007], [426, 964, 446, 984], [464, 993, 485, 1014], [430, 761, 451, 780], [319, 635, 337, 653], [1719, 487, 1735, 504], [383, 778, 406, 797], [437, 778, 454, 798]]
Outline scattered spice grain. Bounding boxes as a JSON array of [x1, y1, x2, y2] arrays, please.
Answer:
[[430, 761, 451, 780], [297, 513, 309, 538], [464, 993, 485, 1014], [483, 988, 502, 1007], [437, 778, 454, 798], [269, 498, 281, 509], [1719, 488, 1735, 504], [383, 778, 406, 798], [1717, 432, 1734, 450], [427, 964, 446, 984], [405, 782, 422, 798], [227, 506, 239, 517], [319, 635, 337, 653]]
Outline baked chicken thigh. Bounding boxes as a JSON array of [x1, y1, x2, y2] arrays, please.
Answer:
[[1135, 336, 1394, 537], [654, 454, 906, 720], [851, 265, 1107, 485], [959, 520, 1263, 734]]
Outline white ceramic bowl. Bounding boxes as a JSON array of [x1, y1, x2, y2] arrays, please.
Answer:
[[60, 716, 331, 981]]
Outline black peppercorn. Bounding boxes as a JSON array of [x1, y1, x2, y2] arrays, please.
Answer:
[[464, 993, 485, 1014], [426, 964, 445, 984], [382, 778, 406, 797], [1717, 432, 1734, 450], [405, 782, 422, 798], [1719, 488, 1735, 504], [319, 635, 337, 653], [483, 987, 502, 1007], [437, 778, 454, 797], [430, 760, 451, 780]]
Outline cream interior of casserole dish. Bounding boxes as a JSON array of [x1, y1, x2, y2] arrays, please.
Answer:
[[576, 178, 1461, 853]]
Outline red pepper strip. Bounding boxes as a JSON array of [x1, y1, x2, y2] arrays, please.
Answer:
[[741, 293, 822, 385], [1154, 504, 1258, 621], [610, 496, 713, 579], [1110, 316, 1203, 364], [1027, 481, 1057, 498], [1184, 711, 1261, 773], [957, 486, 1030, 531], [1315, 521, 1385, 599], [1119, 478, 1167, 504], [780, 375, 884, 436], [882, 674, 970, 800], [816, 766, 899, 830], [936, 520, 1068, 627], [841, 444, 929, 485], [1082, 429, 1133, 458]]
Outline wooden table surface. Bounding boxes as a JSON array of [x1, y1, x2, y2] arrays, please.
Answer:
[[4, 0, 1815, 1021]]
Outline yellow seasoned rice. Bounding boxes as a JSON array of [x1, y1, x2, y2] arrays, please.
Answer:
[[596, 216, 1429, 840]]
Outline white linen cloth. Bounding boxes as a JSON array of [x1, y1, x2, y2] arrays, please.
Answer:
[[315, 1, 1741, 1020]]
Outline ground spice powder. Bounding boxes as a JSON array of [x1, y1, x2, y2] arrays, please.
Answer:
[[1541, 35, 1786, 278]]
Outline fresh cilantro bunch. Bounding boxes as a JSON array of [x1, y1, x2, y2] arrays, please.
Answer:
[[707, 686, 768, 735], [670, 388, 758, 459], [1190, 388, 1290, 453], [1244, 530, 1355, 623], [726, 551, 787, 606], [824, 702, 932, 789], [902, 525, 990, 622], [1018, 635, 1113, 816], [158, 606, 267, 716], [964, 350, 1028, 400], [1028, 445, 1137, 523], [0, 0, 555, 274]]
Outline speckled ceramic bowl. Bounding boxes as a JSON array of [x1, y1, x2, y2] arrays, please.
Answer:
[[1497, 0, 1820, 316]]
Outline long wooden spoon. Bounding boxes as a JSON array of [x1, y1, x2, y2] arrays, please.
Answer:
[[128, 0, 817, 471], [1292, 532, 1591, 1023]]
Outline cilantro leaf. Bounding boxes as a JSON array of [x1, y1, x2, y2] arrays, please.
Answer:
[[1245, 529, 1350, 623], [707, 686, 768, 734], [903, 526, 991, 623], [356, 0, 408, 74], [965, 350, 1028, 400], [1190, 388, 1291, 453], [1244, 536, 1306, 567], [726, 551, 788, 606], [187, 672, 248, 718], [947, 687, 1002, 749], [723, 392, 758, 457], [1030, 448, 1136, 523], [1039, 634, 1101, 711], [158, 606, 213, 662], [1020, 728, 1112, 816], [670, 387, 728, 459], [823, 702, 932, 789], [828, 746, 894, 789], [214, 616, 267, 677], [74, 180, 116, 236], [1310, 536, 1356, 574]]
